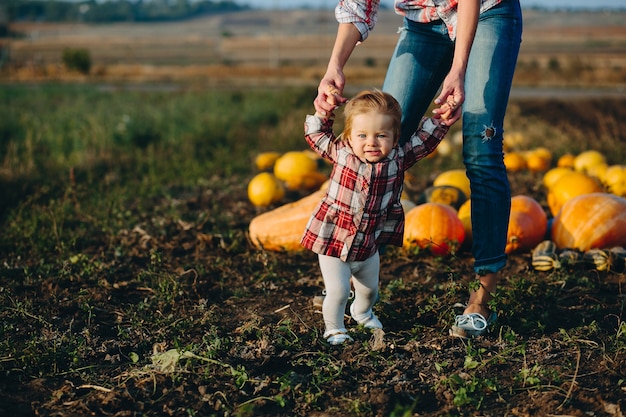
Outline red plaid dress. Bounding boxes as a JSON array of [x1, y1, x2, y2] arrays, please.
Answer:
[[301, 115, 448, 262]]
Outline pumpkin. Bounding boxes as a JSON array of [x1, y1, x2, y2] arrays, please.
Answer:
[[505, 195, 548, 254], [546, 171, 603, 217], [542, 167, 573, 190], [247, 172, 285, 207], [433, 169, 471, 199], [403, 202, 465, 256], [254, 151, 281, 171], [557, 153, 575, 169], [525, 149, 552, 173], [417, 185, 467, 210], [531, 240, 560, 271], [273, 151, 320, 190], [248, 189, 325, 251], [586, 162, 608, 183], [283, 171, 328, 192], [503, 151, 527, 172], [603, 165, 626, 197], [573, 150, 606, 175], [551, 192, 626, 251]]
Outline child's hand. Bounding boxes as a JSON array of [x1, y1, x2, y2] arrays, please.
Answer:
[[315, 85, 344, 120], [433, 92, 463, 126], [325, 85, 343, 106], [314, 82, 347, 117]]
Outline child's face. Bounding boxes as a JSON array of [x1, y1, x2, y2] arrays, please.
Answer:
[[348, 111, 396, 163]]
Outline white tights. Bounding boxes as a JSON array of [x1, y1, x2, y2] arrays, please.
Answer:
[[318, 252, 380, 337]]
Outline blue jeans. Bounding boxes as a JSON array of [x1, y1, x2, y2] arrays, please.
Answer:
[[383, 0, 522, 274]]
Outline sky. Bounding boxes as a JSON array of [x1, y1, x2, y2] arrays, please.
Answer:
[[238, 0, 626, 10]]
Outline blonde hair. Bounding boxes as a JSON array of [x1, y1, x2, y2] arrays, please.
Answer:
[[339, 89, 402, 144]]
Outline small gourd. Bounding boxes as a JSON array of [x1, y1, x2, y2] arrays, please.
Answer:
[[433, 169, 471, 199], [417, 185, 467, 210], [583, 248, 611, 271], [609, 247, 626, 273], [531, 240, 560, 272], [558, 249, 583, 268]]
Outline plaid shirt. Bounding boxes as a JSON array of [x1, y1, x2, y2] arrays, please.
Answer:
[[301, 115, 448, 262], [336, 0, 503, 41]]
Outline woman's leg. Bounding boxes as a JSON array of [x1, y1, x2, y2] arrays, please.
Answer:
[[383, 18, 454, 145], [461, 0, 523, 318]]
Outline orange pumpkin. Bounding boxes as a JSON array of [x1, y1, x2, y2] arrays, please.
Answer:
[[248, 189, 325, 251], [505, 195, 548, 254], [503, 151, 527, 172], [403, 202, 465, 256], [557, 153, 575, 169], [551, 192, 626, 251]]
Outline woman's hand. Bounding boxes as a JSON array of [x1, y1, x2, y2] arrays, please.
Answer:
[[314, 71, 348, 117], [433, 69, 465, 125]]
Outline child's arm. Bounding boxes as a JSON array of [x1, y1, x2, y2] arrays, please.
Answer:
[[304, 113, 339, 162], [402, 117, 449, 169]]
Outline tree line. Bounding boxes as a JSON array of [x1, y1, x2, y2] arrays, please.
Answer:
[[6, 0, 247, 23]]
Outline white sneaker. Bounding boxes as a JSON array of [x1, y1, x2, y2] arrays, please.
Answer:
[[324, 329, 353, 345], [350, 303, 383, 329]]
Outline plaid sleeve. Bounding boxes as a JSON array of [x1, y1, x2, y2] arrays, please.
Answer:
[[401, 117, 449, 169], [335, 0, 381, 42], [304, 114, 339, 163]]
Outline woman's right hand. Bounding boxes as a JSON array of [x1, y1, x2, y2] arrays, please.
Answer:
[[314, 70, 348, 117]]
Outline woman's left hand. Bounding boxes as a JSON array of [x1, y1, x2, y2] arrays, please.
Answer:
[[432, 70, 465, 126]]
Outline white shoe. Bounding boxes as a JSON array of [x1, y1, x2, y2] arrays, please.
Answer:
[[324, 329, 353, 345], [350, 303, 383, 329]]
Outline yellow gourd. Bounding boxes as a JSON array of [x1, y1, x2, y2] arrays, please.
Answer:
[[573, 150, 606, 175], [254, 151, 281, 171], [546, 171, 603, 217], [247, 172, 285, 207], [542, 167, 573, 190], [433, 169, 471, 199], [603, 165, 626, 197], [273, 151, 320, 190]]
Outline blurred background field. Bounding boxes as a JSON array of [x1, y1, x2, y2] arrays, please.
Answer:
[[2, 7, 626, 88]]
